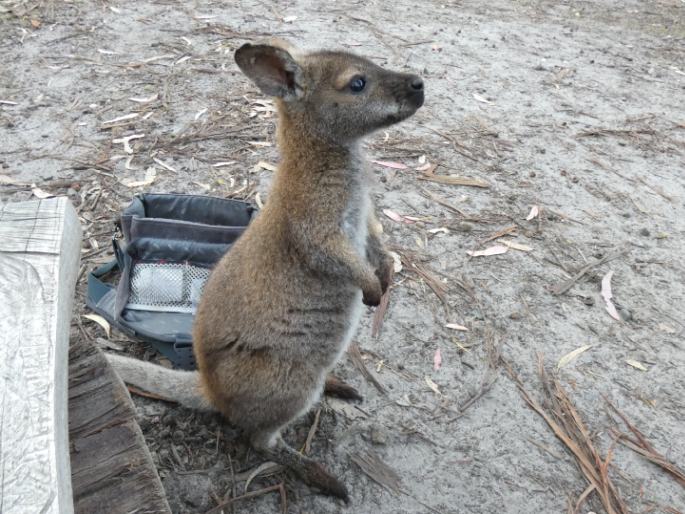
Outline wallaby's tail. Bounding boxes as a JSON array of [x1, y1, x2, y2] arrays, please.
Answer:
[[106, 354, 215, 412]]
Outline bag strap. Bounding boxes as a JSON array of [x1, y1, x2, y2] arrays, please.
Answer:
[[86, 236, 123, 310]]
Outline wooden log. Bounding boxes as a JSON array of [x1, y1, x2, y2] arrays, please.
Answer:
[[0, 198, 81, 514], [68, 338, 171, 514]]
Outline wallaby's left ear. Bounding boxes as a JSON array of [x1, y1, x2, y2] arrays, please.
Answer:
[[235, 43, 305, 101]]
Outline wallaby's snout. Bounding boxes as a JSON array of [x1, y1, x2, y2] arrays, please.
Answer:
[[235, 42, 424, 143], [385, 71, 424, 116], [407, 74, 425, 106]]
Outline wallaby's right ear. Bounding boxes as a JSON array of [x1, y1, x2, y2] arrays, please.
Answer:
[[235, 43, 305, 101]]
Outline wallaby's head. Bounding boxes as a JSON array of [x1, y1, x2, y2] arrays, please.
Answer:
[[235, 41, 424, 144]]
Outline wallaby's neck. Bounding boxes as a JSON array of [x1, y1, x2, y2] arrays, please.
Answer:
[[275, 103, 362, 176]]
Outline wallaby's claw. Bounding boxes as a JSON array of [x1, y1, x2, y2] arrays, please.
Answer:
[[325, 375, 363, 401]]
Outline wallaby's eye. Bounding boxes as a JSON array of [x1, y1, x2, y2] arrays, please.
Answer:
[[349, 76, 366, 93]]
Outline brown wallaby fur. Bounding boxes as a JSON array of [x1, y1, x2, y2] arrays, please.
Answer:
[[108, 40, 424, 502]]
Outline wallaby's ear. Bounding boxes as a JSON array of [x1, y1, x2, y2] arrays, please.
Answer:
[[235, 43, 305, 101]]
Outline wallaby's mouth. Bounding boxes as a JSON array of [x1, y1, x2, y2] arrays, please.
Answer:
[[387, 93, 424, 125]]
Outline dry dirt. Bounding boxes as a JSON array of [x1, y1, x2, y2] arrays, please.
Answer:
[[1, 1, 684, 513]]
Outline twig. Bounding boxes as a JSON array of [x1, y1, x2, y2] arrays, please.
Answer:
[[303, 407, 322, 455], [505, 357, 630, 514], [372, 268, 394, 338], [606, 399, 685, 488], [204, 484, 285, 514], [348, 343, 387, 395], [420, 188, 467, 216], [446, 375, 498, 422], [551, 249, 625, 296], [418, 173, 490, 188]]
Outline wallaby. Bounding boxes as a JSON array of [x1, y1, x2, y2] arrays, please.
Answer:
[[108, 40, 424, 502]]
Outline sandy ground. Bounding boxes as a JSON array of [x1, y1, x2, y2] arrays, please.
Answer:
[[2, 1, 684, 513]]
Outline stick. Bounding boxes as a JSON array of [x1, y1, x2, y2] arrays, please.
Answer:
[[348, 343, 387, 395], [204, 484, 285, 514], [551, 249, 625, 296]]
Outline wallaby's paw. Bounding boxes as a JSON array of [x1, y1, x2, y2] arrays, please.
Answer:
[[362, 283, 382, 306], [325, 376, 363, 401]]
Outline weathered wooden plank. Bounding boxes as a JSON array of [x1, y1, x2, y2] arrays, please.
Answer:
[[0, 198, 81, 514], [69, 338, 171, 514]]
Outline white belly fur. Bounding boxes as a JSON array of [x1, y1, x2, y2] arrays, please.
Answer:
[[334, 187, 370, 367]]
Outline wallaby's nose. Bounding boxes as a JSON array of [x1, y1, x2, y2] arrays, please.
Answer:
[[409, 76, 424, 91]]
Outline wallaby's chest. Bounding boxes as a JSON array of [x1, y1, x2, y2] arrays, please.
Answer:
[[340, 166, 370, 256]]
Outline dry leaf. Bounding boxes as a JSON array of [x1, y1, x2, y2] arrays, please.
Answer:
[[129, 93, 158, 103], [467, 245, 509, 257], [557, 345, 592, 369], [526, 205, 540, 221], [415, 162, 433, 171], [123, 167, 156, 188], [502, 240, 533, 252], [433, 348, 442, 370], [626, 359, 648, 371], [445, 323, 468, 331], [0, 175, 27, 186], [657, 323, 677, 334], [372, 160, 408, 170], [244, 462, 281, 493], [388, 251, 403, 273], [31, 187, 53, 199], [152, 157, 177, 172], [102, 113, 139, 125], [601, 271, 621, 321], [472, 93, 492, 104], [382, 209, 413, 224], [255, 161, 277, 172], [30, 19, 41, 28], [83, 313, 111, 337], [425, 376, 441, 395], [112, 133, 145, 154]]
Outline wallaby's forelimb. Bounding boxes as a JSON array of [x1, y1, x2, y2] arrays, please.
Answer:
[[106, 354, 213, 411], [366, 230, 393, 295], [251, 432, 350, 502], [291, 227, 382, 305]]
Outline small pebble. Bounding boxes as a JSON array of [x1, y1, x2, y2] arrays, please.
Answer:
[[369, 427, 388, 445]]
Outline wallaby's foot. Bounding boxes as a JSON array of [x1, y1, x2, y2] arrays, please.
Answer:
[[325, 375, 362, 401], [252, 433, 350, 502]]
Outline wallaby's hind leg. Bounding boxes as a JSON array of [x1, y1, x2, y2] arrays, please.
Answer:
[[251, 431, 350, 502], [325, 375, 362, 401]]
